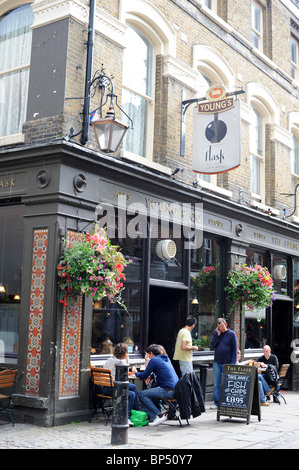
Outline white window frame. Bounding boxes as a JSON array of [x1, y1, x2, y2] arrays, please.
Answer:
[[250, 107, 264, 200], [122, 26, 154, 161], [291, 37, 299, 81], [0, 2, 33, 145], [251, 1, 263, 51]]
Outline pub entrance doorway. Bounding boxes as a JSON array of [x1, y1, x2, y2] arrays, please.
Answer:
[[272, 299, 292, 388], [148, 286, 187, 361]]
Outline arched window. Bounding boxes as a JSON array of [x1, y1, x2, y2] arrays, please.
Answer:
[[122, 26, 153, 158], [246, 83, 279, 204], [0, 4, 33, 138]]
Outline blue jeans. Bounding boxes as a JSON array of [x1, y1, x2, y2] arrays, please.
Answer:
[[179, 360, 193, 376], [102, 383, 139, 418], [258, 373, 271, 402], [213, 362, 224, 406], [139, 387, 175, 421]]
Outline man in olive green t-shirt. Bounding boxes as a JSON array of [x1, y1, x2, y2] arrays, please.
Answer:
[[173, 316, 198, 376]]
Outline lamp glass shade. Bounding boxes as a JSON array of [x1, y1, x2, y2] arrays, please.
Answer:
[[91, 116, 129, 153]]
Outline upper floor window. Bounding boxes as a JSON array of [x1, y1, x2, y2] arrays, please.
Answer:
[[0, 4, 33, 138], [250, 108, 264, 197], [122, 26, 154, 159], [291, 37, 299, 80], [291, 134, 299, 176], [251, 2, 263, 50]]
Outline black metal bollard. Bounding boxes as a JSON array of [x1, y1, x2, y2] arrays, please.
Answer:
[[111, 363, 129, 446]]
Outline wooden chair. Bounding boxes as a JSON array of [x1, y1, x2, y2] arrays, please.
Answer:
[[89, 367, 114, 425], [266, 364, 290, 404], [0, 369, 18, 426]]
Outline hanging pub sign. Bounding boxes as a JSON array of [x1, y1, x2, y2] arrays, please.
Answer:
[[192, 84, 241, 175]]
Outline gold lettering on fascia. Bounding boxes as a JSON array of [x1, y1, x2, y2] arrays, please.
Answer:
[[284, 240, 298, 251], [0, 178, 16, 189], [113, 190, 201, 222], [114, 190, 130, 200], [208, 218, 224, 228], [272, 236, 281, 246], [254, 231, 266, 240]]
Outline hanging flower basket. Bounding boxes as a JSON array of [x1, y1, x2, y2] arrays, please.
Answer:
[[57, 227, 130, 308], [225, 264, 276, 315]]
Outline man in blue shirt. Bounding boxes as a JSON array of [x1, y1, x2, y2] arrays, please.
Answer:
[[211, 318, 238, 408], [134, 344, 179, 426]]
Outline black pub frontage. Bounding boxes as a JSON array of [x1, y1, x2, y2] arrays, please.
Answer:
[[1, 141, 299, 426]]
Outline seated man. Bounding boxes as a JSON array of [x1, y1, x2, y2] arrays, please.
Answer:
[[257, 345, 280, 402], [133, 344, 179, 426], [237, 350, 271, 406]]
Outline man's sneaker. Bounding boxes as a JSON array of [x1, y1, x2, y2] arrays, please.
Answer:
[[148, 413, 167, 426], [261, 401, 270, 406]]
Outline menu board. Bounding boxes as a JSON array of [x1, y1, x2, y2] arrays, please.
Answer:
[[217, 364, 261, 424]]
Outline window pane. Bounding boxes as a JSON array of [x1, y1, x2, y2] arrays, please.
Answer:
[[0, 204, 25, 362], [122, 26, 153, 158], [190, 238, 223, 350], [250, 154, 260, 194], [122, 88, 149, 157], [292, 135, 299, 175], [245, 249, 268, 348], [252, 3, 261, 32], [123, 27, 152, 97], [252, 109, 262, 156], [150, 222, 183, 282], [91, 217, 142, 355], [0, 5, 33, 137], [291, 39, 297, 64]]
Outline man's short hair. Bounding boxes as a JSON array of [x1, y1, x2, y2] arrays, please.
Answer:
[[147, 344, 162, 356], [217, 317, 226, 325], [186, 316, 197, 327]]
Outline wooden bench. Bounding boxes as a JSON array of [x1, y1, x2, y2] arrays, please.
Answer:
[[0, 369, 18, 426], [89, 367, 114, 425]]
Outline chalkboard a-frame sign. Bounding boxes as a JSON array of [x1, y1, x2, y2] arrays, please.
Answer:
[[217, 364, 261, 424]]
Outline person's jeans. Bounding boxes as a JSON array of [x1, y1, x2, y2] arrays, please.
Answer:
[[102, 383, 139, 419], [139, 387, 175, 421], [213, 362, 224, 406], [179, 360, 193, 376], [258, 373, 271, 402]]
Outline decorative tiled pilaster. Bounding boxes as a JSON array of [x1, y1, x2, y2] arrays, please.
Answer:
[[59, 231, 83, 398], [25, 229, 48, 396]]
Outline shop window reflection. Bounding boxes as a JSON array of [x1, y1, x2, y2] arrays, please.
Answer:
[[272, 254, 288, 295], [91, 216, 142, 355], [190, 237, 223, 350], [0, 204, 24, 361], [245, 248, 268, 348], [245, 307, 266, 349], [150, 221, 183, 282]]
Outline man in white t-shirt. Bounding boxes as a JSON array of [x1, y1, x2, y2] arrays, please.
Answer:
[[173, 316, 198, 376]]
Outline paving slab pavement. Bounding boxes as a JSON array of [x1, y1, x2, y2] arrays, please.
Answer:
[[0, 391, 299, 452]]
